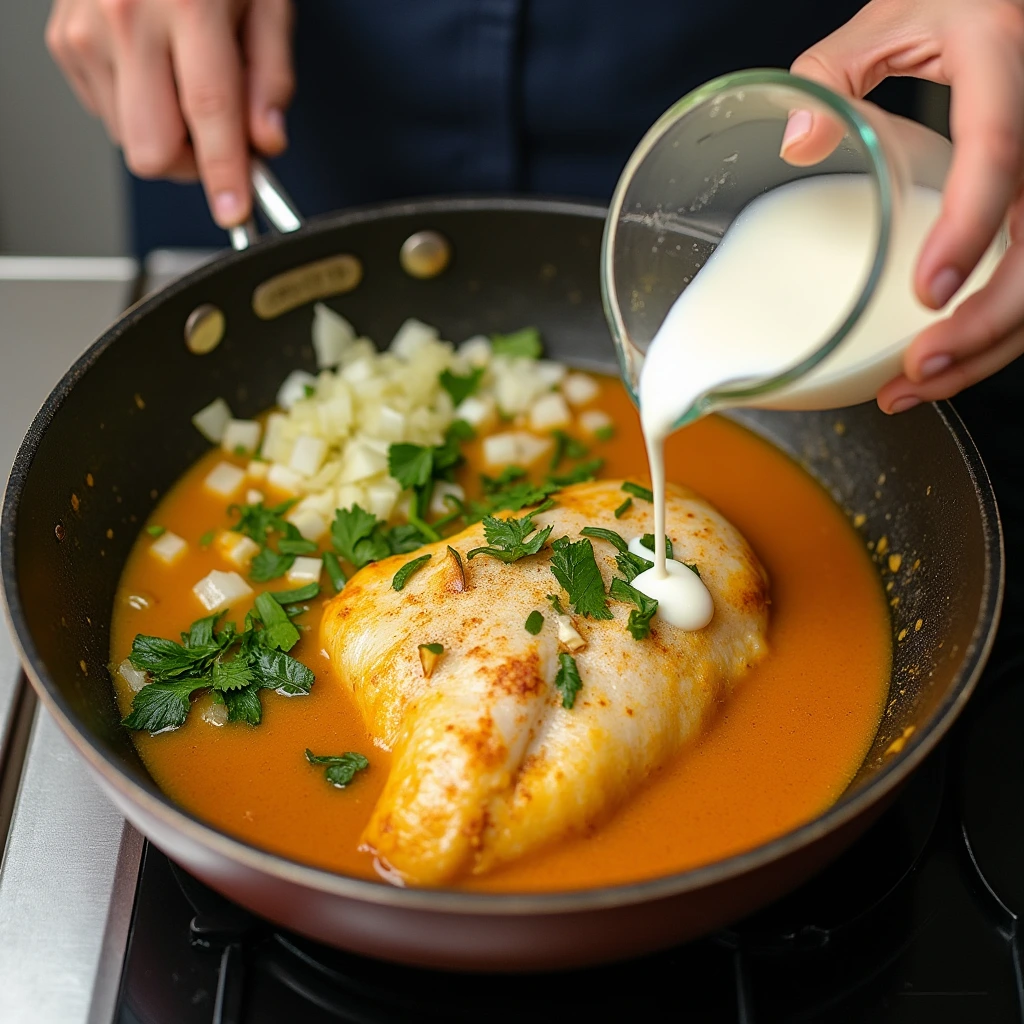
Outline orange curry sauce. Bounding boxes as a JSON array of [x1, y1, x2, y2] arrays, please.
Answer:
[[110, 379, 890, 892]]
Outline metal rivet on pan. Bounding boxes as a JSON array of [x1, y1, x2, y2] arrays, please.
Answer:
[[184, 303, 225, 354], [400, 231, 451, 279]]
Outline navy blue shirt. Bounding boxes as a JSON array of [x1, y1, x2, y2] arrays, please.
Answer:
[[131, 0, 908, 254]]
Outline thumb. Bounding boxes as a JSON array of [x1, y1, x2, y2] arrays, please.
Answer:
[[244, 0, 295, 156]]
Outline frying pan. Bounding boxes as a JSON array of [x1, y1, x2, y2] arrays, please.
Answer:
[[0, 169, 1002, 970]]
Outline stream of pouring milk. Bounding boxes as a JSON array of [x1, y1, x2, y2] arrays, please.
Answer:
[[632, 173, 984, 628]]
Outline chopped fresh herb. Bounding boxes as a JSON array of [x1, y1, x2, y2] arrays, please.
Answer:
[[332, 504, 391, 569], [199, 529, 216, 549], [550, 430, 589, 471], [640, 534, 674, 559], [271, 582, 320, 605], [491, 326, 542, 359], [303, 383, 316, 398], [418, 642, 444, 678], [388, 443, 435, 490], [254, 592, 301, 652], [386, 522, 426, 554], [554, 652, 583, 709], [305, 749, 370, 788], [446, 545, 466, 591], [406, 506, 441, 543], [467, 505, 553, 563], [122, 606, 316, 734], [580, 527, 628, 553], [686, 562, 701, 578], [146, 524, 166, 538], [548, 458, 604, 487], [614, 498, 632, 519], [525, 610, 544, 635], [546, 593, 566, 615], [250, 546, 296, 582], [388, 421, 473, 520], [392, 553, 432, 591], [471, 478, 558, 519], [439, 366, 484, 406], [322, 551, 347, 592], [595, 425, 616, 442], [233, 444, 249, 456], [616, 549, 653, 583], [482, 466, 527, 493], [277, 524, 318, 556], [610, 578, 659, 640], [549, 537, 613, 620], [621, 482, 654, 503], [229, 498, 298, 544], [223, 684, 263, 725]]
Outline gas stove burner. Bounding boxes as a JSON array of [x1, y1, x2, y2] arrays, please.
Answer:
[[958, 671, 1024, 929], [719, 747, 945, 957]]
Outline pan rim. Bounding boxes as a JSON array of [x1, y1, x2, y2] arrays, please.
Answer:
[[0, 196, 1004, 917]]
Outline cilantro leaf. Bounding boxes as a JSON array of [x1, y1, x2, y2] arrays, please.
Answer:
[[121, 680, 205, 732], [270, 582, 320, 605], [222, 684, 262, 725], [251, 647, 315, 695], [621, 482, 653, 502], [614, 498, 632, 519], [554, 652, 583, 709], [548, 458, 604, 487], [525, 610, 544, 635], [640, 534, 674, 560], [610, 578, 659, 640], [184, 612, 222, 651], [322, 551, 347, 592], [229, 498, 297, 544], [491, 327, 542, 359], [471, 476, 558, 519], [386, 523, 425, 555], [388, 443, 435, 490], [595, 425, 615, 442], [482, 466, 527, 493], [580, 527, 628, 553], [146, 524, 166, 538], [250, 546, 296, 583], [546, 593, 566, 615], [439, 366, 484, 406], [211, 656, 254, 691], [331, 505, 391, 569], [305, 749, 370, 788], [549, 537, 613, 620], [277, 523, 317, 556], [129, 632, 223, 681], [467, 508, 553, 564], [616, 549, 653, 583], [550, 430, 589, 471], [254, 592, 301, 652], [392, 553, 432, 591]]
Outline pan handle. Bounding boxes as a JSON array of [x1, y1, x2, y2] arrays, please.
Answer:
[[229, 159, 304, 251]]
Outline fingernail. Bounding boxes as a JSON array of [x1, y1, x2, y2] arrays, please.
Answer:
[[266, 107, 287, 142], [919, 354, 952, 380], [888, 396, 921, 414], [780, 109, 813, 154], [929, 267, 964, 307], [212, 191, 242, 225]]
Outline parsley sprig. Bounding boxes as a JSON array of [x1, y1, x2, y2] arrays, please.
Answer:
[[305, 749, 369, 788], [610, 578, 659, 640], [439, 366, 484, 406], [122, 599, 315, 734], [467, 503, 554, 563], [229, 498, 318, 582], [491, 327, 542, 359], [388, 420, 474, 520], [549, 537, 613, 620], [554, 652, 583, 709]]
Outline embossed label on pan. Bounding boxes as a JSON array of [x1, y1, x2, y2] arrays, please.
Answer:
[[252, 254, 363, 319]]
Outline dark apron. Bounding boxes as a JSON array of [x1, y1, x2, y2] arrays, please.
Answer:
[[129, 0, 896, 253]]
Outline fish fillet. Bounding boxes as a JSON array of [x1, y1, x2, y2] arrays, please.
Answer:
[[321, 480, 769, 885]]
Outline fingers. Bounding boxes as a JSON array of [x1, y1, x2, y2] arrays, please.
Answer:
[[103, 0, 191, 178], [170, 3, 251, 226], [914, 10, 1024, 309], [244, 0, 294, 156]]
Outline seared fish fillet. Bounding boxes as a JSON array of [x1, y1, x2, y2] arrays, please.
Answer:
[[321, 480, 769, 886]]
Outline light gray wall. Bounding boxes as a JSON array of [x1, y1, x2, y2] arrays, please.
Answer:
[[0, 5, 127, 256]]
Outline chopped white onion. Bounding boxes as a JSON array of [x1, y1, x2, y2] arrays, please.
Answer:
[[277, 369, 318, 411], [458, 335, 492, 366], [266, 463, 302, 495], [261, 412, 291, 463], [430, 481, 465, 517], [247, 459, 269, 481], [289, 435, 328, 477], [561, 372, 600, 407], [203, 462, 246, 499], [150, 531, 188, 565], [201, 701, 229, 727], [341, 357, 375, 385], [246, 488, 265, 506], [556, 614, 586, 652], [372, 405, 406, 442], [216, 531, 260, 569], [482, 431, 552, 469], [118, 658, 148, 692], [192, 570, 252, 613], [535, 360, 568, 387], [454, 394, 497, 431], [287, 508, 328, 542], [340, 440, 388, 483], [312, 303, 356, 368], [191, 397, 232, 443], [390, 318, 439, 360], [221, 419, 262, 456], [528, 392, 572, 432], [286, 556, 323, 585], [579, 409, 613, 436], [366, 479, 401, 521]]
